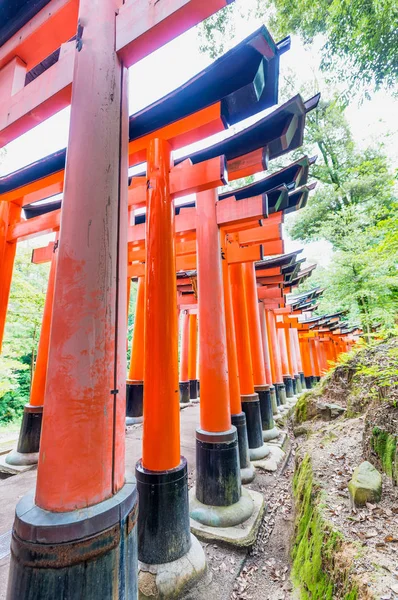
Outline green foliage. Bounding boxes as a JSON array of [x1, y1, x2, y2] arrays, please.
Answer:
[[199, 0, 398, 90], [271, 0, 398, 91], [371, 427, 397, 479], [0, 246, 49, 424]]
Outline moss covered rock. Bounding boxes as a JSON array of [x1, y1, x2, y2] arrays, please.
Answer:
[[348, 461, 382, 507], [292, 454, 359, 599]]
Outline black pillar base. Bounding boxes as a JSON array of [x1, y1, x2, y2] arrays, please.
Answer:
[[299, 372, 306, 389], [7, 479, 138, 600], [136, 458, 191, 564], [189, 379, 198, 401], [292, 376, 297, 395], [6, 405, 43, 466], [269, 385, 278, 414], [179, 381, 190, 404], [126, 380, 143, 418], [241, 393, 263, 449], [274, 383, 287, 406], [283, 376, 294, 398], [231, 413, 251, 470], [255, 385, 274, 431], [305, 376, 313, 389], [195, 428, 241, 507], [294, 374, 302, 394]]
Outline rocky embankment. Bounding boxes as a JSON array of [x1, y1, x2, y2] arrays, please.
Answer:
[[290, 338, 398, 600]]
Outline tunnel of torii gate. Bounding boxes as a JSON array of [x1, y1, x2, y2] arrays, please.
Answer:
[[0, 0, 361, 596]]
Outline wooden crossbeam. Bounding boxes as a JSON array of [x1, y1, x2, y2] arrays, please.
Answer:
[[116, 0, 232, 68], [128, 155, 226, 206], [0, 0, 79, 72], [0, 42, 75, 146], [217, 194, 267, 226], [7, 208, 60, 242]]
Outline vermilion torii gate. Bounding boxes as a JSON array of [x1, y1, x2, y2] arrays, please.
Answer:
[[0, 3, 331, 596], [0, 0, 268, 597]]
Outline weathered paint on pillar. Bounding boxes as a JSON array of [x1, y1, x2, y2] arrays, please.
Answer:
[[278, 327, 291, 377], [258, 302, 273, 385], [196, 189, 230, 432], [188, 313, 197, 381], [0, 200, 22, 351], [128, 276, 145, 380], [230, 263, 255, 395], [292, 328, 303, 373], [266, 309, 283, 383], [221, 236, 242, 415], [288, 328, 299, 376], [300, 337, 312, 377], [36, 0, 129, 510], [242, 262, 266, 386], [179, 310, 190, 382], [30, 239, 58, 407], [143, 138, 180, 471]]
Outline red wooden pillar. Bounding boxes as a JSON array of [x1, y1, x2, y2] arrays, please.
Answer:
[[0, 200, 22, 351], [190, 188, 243, 519], [243, 263, 276, 439], [300, 336, 314, 388], [292, 327, 305, 389], [8, 1, 137, 596], [265, 309, 287, 408], [179, 309, 190, 403], [258, 302, 279, 415], [127, 275, 145, 422], [277, 326, 294, 398], [289, 328, 302, 393], [220, 238, 254, 483], [188, 313, 198, 400], [6, 238, 58, 466], [230, 263, 268, 459], [136, 138, 194, 568]]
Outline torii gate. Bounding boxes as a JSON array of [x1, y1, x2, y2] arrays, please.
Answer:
[[0, 0, 245, 597]]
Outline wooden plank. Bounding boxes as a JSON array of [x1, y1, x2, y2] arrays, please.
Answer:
[[128, 103, 224, 165], [217, 194, 267, 226], [116, 0, 232, 68], [0, 0, 79, 71], [227, 148, 267, 181], [7, 209, 60, 242], [31, 242, 54, 264], [0, 43, 74, 145]]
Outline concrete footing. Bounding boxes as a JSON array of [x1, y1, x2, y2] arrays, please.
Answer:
[[138, 534, 206, 600], [262, 426, 279, 442], [189, 485, 254, 528], [252, 445, 285, 472], [190, 487, 265, 548], [249, 443, 270, 461]]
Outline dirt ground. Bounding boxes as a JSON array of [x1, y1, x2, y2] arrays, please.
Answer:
[[297, 415, 398, 600]]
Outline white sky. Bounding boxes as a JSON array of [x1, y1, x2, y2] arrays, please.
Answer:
[[1, 11, 397, 265]]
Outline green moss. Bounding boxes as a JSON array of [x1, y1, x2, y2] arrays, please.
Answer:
[[292, 454, 358, 600], [371, 427, 397, 480], [294, 393, 308, 424]]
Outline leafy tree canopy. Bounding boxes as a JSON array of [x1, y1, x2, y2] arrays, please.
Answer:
[[199, 0, 398, 91]]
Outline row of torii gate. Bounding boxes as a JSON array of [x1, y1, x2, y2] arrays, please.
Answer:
[[0, 1, 360, 598]]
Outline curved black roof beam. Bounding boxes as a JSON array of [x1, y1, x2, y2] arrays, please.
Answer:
[[176, 93, 320, 166], [219, 154, 316, 201], [254, 249, 303, 271], [130, 27, 290, 140]]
